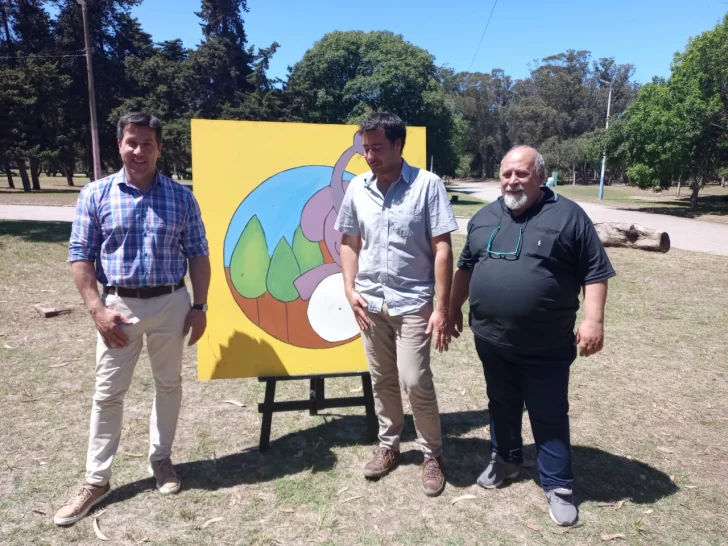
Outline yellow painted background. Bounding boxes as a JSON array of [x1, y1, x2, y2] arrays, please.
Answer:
[[191, 120, 426, 380]]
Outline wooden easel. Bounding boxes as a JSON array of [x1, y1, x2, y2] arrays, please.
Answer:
[[257, 371, 378, 452]]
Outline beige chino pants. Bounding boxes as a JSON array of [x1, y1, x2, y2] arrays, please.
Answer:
[[361, 302, 442, 459], [85, 286, 190, 485]]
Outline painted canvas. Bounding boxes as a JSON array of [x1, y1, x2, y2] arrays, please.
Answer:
[[191, 120, 427, 379]]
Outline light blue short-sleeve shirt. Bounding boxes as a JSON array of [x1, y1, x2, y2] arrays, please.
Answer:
[[334, 160, 458, 316]]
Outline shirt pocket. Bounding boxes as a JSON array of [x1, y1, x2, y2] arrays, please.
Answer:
[[392, 212, 421, 238], [523, 231, 558, 259], [153, 203, 185, 246]]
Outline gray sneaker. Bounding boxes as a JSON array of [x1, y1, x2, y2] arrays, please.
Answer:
[[476, 452, 520, 489], [545, 487, 578, 526]]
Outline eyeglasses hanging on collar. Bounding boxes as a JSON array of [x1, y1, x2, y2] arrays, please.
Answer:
[[486, 216, 529, 258]]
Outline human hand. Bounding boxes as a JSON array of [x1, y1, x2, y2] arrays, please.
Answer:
[[575, 319, 604, 357], [347, 290, 370, 330], [184, 308, 207, 346], [92, 305, 131, 348], [448, 308, 464, 339], [426, 308, 450, 352]]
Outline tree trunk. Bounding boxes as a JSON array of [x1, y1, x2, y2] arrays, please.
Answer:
[[4, 161, 14, 189], [29, 158, 41, 190], [676, 177, 681, 198], [86, 146, 94, 181], [594, 222, 670, 253], [572, 164, 576, 186], [690, 181, 701, 212], [17, 160, 31, 192], [61, 163, 75, 186]]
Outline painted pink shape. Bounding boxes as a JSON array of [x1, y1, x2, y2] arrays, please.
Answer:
[[295, 132, 364, 301]]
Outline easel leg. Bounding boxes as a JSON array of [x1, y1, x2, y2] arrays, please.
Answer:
[[361, 372, 378, 443], [309, 378, 317, 416], [259, 379, 276, 452]]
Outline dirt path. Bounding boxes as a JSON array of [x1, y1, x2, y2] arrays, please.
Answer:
[[2, 185, 728, 255], [451, 181, 728, 256], [0, 204, 75, 222]]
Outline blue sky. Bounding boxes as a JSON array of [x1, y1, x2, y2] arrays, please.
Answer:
[[130, 0, 728, 84]]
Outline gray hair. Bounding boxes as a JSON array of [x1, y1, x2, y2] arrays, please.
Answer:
[[502, 145, 546, 179], [117, 112, 163, 144]]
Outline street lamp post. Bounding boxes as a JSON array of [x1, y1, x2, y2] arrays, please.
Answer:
[[77, 0, 102, 181], [598, 78, 613, 200]]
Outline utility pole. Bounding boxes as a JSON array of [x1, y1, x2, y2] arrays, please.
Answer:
[[77, 0, 102, 181], [598, 78, 613, 200]]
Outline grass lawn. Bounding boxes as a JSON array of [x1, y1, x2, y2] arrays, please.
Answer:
[[554, 184, 728, 224], [1, 220, 727, 545], [447, 191, 487, 217], [0, 174, 192, 207]]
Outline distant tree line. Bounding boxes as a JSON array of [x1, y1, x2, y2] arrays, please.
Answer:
[[3, 1, 725, 209]]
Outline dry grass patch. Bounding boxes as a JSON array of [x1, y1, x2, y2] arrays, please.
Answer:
[[0, 220, 727, 545]]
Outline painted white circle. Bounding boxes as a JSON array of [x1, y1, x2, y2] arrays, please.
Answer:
[[307, 273, 360, 343]]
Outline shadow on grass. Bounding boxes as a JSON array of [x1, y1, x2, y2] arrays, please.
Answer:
[[103, 409, 677, 509], [442, 437, 679, 505], [104, 410, 488, 507], [0, 220, 72, 243], [616, 194, 728, 219], [451, 198, 487, 207]]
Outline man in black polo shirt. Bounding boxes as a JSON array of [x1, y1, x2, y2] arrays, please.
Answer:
[[449, 145, 615, 527]]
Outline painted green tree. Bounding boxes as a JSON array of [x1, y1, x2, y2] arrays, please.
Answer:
[[267, 237, 301, 302], [292, 226, 324, 275], [230, 215, 269, 298]]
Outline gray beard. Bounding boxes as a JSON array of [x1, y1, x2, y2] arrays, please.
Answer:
[[503, 191, 529, 210]]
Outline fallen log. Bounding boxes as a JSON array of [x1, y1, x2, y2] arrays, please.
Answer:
[[593, 222, 670, 253]]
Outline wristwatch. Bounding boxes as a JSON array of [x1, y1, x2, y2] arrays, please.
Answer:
[[192, 303, 208, 312]]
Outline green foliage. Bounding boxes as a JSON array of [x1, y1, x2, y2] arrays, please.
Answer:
[[292, 226, 323, 275], [626, 164, 658, 190], [286, 30, 461, 175], [612, 14, 728, 208], [266, 237, 301, 303], [445, 51, 639, 179], [230, 215, 269, 298], [1, 0, 281, 184]]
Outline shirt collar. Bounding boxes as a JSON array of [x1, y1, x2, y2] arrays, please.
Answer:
[[116, 168, 163, 189], [365, 159, 414, 188]]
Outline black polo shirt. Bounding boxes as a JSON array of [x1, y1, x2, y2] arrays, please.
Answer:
[[457, 187, 616, 352]]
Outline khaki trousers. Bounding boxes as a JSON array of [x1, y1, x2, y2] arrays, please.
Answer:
[[361, 303, 442, 458], [85, 286, 190, 485]]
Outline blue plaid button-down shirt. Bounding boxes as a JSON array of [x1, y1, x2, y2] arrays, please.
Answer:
[[68, 169, 209, 288]]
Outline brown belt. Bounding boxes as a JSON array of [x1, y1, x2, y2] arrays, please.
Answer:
[[103, 279, 185, 299]]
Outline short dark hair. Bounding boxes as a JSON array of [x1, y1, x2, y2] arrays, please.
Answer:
[[117, 112, 163, 144], [358, 112, 406, 152]]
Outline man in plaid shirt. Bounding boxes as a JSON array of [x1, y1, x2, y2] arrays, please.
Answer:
[[54, 112, 210, 526]]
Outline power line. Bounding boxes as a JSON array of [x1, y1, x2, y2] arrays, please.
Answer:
[[467, 0, 500, 72]]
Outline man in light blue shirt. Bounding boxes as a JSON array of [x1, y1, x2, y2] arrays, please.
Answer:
[[334, 112, 458, 497]]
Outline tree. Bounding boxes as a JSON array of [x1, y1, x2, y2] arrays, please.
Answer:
[[287, 30, 461, 175], [230, 215, 269, 298], [189, 0, 255, 118], [442, 69, 512, 178], [51, 0, 154, 178], [112, 39, 196, 176], [292, 226, 323, 275], [266, 238, 300, 302], [610, 14, 728, 211], [0, 0, 71, 191]]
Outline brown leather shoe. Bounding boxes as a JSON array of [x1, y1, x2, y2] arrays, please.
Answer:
[[53, 482, 110, 526], [363, 446, 400, 478], [422, 456, 445, 497]]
